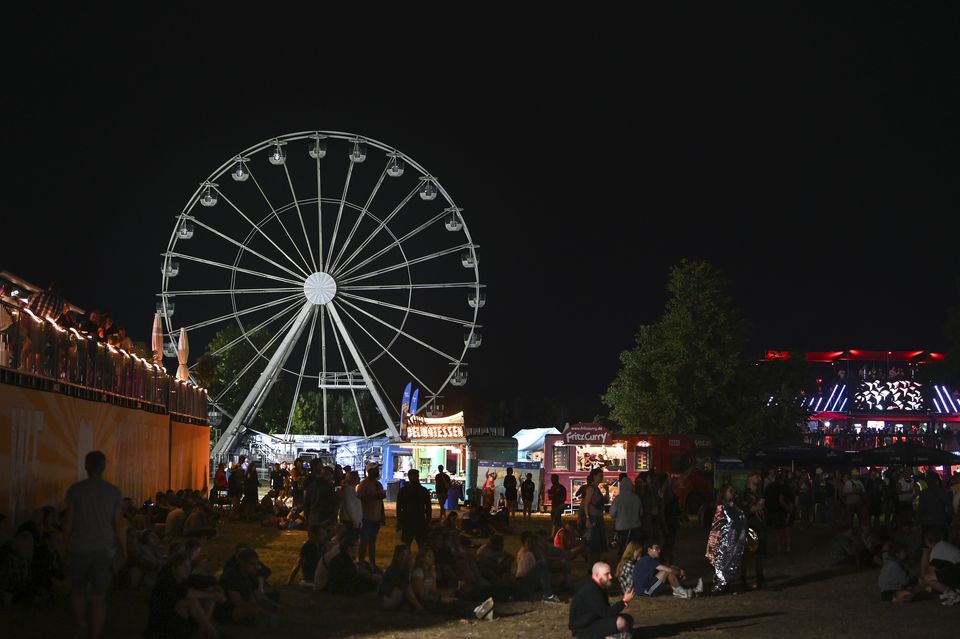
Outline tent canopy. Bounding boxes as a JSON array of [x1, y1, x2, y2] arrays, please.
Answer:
[[847, 442, 959, 467], [746, 441, 845, 464], [513, 427, 561, 454]]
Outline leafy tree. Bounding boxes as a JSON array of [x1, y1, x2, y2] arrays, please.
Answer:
[[290, 391, 373, 436], [197, 324, 292, 434], [603, 260, 746, 442]]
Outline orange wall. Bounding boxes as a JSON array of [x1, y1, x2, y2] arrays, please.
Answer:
[[170, 420, 210, 493], [0, 384, 208, 528]]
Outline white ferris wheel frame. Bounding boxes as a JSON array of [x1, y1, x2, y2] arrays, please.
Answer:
[[158, 131, 483, 458]]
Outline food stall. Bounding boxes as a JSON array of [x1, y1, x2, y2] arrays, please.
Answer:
[[381, 412, 517, 505]]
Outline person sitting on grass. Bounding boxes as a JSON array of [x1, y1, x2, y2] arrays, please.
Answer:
[[615, 541, 644, 595], [411, 547, 453, 612], [443, 511, 459, 532], [568, 561, 634, 639], [878, 542, 914, 603], [144, 552, 224, 638], [327, 531, 380, 596], [513, 532, 562, 603], [214, 547, 279, 626], [183, 505, 217, 539], [632, 542, 702, 599], [379, 544, 421, 611], [476, 534, 513, 584], [554, 521, 587, 562], [287, 525, 326, 587], [921, 529, 960, 606]]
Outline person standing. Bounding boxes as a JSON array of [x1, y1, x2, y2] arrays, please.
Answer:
[[340, 471, 363, 530], [568, 561, 634, 639], [434, 465, 451, 519], [357, 462, 386, 570], [843, 470, 866, 529], [397, 469, 432, 549], [584, 468, 610, 563], [547, 474, 567, 535], [608, 473, 641, 557], [520, 473, 536, 520], [502, 467, 518, 523], [739, 471, 766, 590], [63, 451, 124, 639], [269, 463, 287, 500], [706, 484, 746, 594]]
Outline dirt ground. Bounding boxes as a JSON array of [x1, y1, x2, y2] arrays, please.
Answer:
[[3, 507, 958, 638]]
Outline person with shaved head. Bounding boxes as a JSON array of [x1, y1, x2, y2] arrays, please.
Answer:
[[568, 561, 634, 639]]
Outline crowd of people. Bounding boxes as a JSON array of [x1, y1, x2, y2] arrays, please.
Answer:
[[3, 450, 959, 639]]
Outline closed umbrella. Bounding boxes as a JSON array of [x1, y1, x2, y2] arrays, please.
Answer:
[[176, 326, 190, 381], [151, 312, 164, 367]]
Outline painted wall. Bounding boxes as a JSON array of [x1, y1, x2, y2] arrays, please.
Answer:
[[0, 384, 209, 529]]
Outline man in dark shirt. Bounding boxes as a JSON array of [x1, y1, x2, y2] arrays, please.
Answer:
[[396, 469, 432, 549], [304, 467, 338, 528], [739, 470, 767, 589], [327, 532, 379, 596], [568, 561, 634, 639], [520, 473, 536, 520], [215, 548, 279, 625], [434, 465, 452, 519], [269, 463, 287, 496], [548, 474, 567, 534], [503, 467, 518, 523]]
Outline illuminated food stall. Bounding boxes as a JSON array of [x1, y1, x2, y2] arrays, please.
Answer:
[[381, 412, 517, 502]]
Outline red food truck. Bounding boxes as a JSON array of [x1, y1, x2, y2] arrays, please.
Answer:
[[542, 423, 714, 515]]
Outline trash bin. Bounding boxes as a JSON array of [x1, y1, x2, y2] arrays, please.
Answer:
[[445, 484, 464, 511]]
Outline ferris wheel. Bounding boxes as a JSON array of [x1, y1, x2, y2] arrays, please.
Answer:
[[159, 131, 484, 456]]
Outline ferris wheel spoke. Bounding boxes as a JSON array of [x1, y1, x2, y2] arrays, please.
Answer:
[[183, 215, 309, 281], [328, 164, 388, 274], [323, 161, 355, 272], [212, 309, 303, 403], [334, 183, 420, 276], [164, 252, 304, 286], [341, 282, 485, 291], [180, 293, 303, 332], [189, 299, 303, 368], [283, 307, 318, 437], [212, 187, 311, 278], [316, 156, 324, 276], [282, 163, 319, 272], [163, 287, 302, 296], [334, 298, 459, 363], [246, 167, 314, 274], [340, 243, 473, 285], [335, 301, 438, 397], [319, 305, 328, 435], [339, 291, 474, 327], [336, 210, 448, 280], [327, 305, 368, 438]]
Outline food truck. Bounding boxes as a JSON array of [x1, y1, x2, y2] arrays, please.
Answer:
[[542, 423, 715, 515]]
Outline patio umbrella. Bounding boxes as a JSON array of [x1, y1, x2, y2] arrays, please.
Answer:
[[847, 442, 959, 467], [746, 441, 845, 465], [151, 312, 164, 367], [176, 326, 190, 381]]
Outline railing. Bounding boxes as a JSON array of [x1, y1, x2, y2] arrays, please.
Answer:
[[0, 299, 207, 422]]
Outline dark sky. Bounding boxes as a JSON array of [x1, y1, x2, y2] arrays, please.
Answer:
[[3, 5, 958, 421]]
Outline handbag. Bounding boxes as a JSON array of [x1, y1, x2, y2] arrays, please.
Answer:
[[746, 527, 760, 552]]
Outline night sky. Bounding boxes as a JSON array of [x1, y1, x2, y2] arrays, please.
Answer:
[[4, 6, 958, 423]]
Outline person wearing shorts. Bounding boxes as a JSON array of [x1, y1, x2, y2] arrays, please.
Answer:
[[357, 462, 386, 570], [63, 451, 124, 639]]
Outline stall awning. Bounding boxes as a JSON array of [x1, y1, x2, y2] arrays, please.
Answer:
[[513, 427, 561, 453]]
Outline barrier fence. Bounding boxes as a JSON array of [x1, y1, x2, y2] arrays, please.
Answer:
[[0, 298, 207, 422]]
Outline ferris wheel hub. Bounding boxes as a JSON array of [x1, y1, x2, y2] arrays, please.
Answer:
[[303, 271, 337, 305]]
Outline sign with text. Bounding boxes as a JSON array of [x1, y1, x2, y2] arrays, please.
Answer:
[[563, 423, 613, 445], [407, 424, 464, 439]]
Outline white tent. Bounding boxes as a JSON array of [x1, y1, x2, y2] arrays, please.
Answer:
[[513, 427, 561, 461]]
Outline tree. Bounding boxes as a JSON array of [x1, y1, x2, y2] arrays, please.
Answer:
[[196, 324, 292, 434], [724, 353, 810, 459], [603, 260, 746, 442]]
